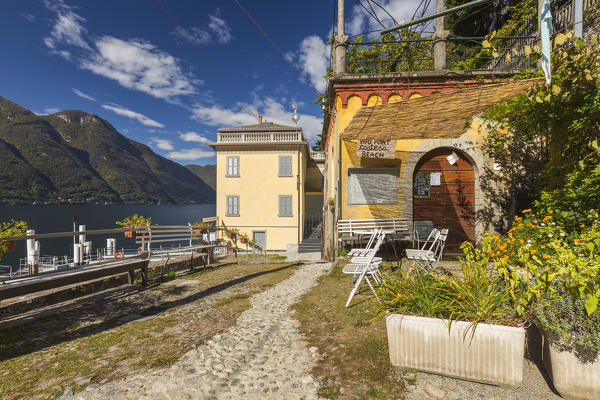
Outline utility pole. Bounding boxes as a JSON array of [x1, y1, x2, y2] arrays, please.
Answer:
[[333, 0, 348, 75], [433, 0, 449, 70]]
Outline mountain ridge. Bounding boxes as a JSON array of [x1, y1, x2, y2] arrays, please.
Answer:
[[0, 97, 215, 204]]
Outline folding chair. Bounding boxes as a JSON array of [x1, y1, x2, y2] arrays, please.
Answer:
[[343, 233, 385, 308], [406, 229, 448, 273], [413, 221, 435, 249], [348, 228, 382, 257]]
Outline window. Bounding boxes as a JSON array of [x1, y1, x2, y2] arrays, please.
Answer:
[[226, 195, 239, 216], [278, 195, 293, 217], [226, 156, 239, 177], [347, 167, 397, 205], [278, 155, 292, 177]]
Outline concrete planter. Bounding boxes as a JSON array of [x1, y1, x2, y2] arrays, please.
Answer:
[[542, 332, 600, 400], [386, 314, 525, 386]]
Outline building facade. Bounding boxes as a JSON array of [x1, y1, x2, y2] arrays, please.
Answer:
[[209, 119, 324, 252]]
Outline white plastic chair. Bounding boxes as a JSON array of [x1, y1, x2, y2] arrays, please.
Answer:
[[343, 233, 386, 308], [406, 229, 448, 273]]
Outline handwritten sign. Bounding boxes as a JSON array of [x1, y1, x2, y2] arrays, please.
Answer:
[[414, 172, 430, 199], [430, 172, 441, 186], [357, 140, 396, 159]]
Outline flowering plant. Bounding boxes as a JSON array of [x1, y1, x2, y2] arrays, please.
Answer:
[[115, 214, 152, 228], [0, 219, 29, 261]]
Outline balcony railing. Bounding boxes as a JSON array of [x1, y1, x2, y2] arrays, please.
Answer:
[[217, 131, 304, 143], [346, 35, 537, 74], [310, 151, 325, 160]]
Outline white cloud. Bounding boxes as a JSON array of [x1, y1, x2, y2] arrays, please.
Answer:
[[82, 36, 197, 100], [43, 2, 199, 101], [190, 97, 323, 142], [208, 14, 233, 43], [298, 35, 329, 93], [172, 26, 212, 45], [179, 132, 211, 144], [43, 0, 91, 50], [101, 104, 164, 128], [149, 138, 174, 151], [42, 107, 60, 115], [22, 13, 35, 22], [71, 88, 96, 101], [171, 9, 232, 46], [168, 148, 215, 161], [347, 0, 435, 37]]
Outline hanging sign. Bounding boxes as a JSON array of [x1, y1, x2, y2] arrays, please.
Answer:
[[430, 172, 441, 186], [357, 140, 396, 159], [414, 172, 430, 199]]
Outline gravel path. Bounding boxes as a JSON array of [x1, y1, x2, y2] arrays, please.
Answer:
[[72, 262, 331, 400]]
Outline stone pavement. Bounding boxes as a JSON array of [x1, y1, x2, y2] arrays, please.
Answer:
[[72, 262, 331, 400]]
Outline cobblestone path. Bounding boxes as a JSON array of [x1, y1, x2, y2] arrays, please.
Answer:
[[73, 262, 331, 400]]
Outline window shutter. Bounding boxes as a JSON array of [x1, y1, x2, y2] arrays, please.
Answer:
[[279, 156, 292, 176], [279, 196, 292, 216]]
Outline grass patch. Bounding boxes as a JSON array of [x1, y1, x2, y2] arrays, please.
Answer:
[[293, 259, 405, 399], [0, 262, 299, 400]]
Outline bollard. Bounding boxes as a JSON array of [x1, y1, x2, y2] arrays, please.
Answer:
[[84, 241, 92, 262], [78, 225, 86, 244], [106, 238, 116, 256], [26, 230, 36, 274], [73, 243, 82, 266]]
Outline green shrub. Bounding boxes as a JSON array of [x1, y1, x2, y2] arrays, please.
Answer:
[[375, 235, 522, 332]]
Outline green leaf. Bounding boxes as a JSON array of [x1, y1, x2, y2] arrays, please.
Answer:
[[482, 40, 491, 49], [585, 294, 598, 315], [555, 33, 568, 46]]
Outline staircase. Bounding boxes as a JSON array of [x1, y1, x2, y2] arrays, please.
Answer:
[[299, 220, 322, 253]]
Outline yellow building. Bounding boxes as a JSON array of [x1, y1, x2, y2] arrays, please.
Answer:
[[209, 118, 324, 252]]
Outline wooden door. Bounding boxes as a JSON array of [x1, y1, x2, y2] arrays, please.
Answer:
[[413, 148, 475, 253]]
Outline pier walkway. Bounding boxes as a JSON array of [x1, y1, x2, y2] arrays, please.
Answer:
[[73, 261, 331, 400]]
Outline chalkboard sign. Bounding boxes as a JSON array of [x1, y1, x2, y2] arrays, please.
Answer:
[[414, 172, 430, 199]]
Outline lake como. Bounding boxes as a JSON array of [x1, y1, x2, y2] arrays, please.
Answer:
[[0, 204, 216, 268]]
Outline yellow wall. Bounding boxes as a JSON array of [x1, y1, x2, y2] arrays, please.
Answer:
[[331, 94, 489, 221], [216, 146, 305, 251]]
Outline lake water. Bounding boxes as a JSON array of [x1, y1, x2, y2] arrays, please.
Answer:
[[0, 204, 216, 268]]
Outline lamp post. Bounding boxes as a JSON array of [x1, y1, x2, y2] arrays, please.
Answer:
[[291, 101, 299, 126]]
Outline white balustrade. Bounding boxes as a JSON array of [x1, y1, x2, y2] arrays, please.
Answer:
[[217, 131, 304, 143]]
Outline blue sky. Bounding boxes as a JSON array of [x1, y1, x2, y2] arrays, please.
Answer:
[[1, 0, 431, 165]]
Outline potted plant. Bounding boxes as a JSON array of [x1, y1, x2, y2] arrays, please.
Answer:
[[0, 220, 29, 261], [377, 234, 526, 387], [226, 227, 240, 239], [239, 233, 249, 244], [192, 221, 212, 235], [115, 214, 152, 237]]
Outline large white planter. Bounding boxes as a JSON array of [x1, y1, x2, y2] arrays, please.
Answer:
[[543, 333, 600, 400], [386, 314, 525, 386]]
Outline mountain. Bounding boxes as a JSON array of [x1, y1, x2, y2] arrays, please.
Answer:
[[0, 97, 215, 204], [185, 164, 216, 190]]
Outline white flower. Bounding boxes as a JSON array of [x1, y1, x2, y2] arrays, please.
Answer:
[[541, 223, 546, 226], [548, 233, 553, 237], [527, 240, 532, 243], [551, 222, 556, 225], [560, 232, 566, 237]]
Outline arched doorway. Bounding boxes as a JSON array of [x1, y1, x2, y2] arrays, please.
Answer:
[[413, 148, 476, 253]]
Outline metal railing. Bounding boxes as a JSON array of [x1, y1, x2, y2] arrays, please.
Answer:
[[217, 131, 304, 143], [346, 35, 538, 74]]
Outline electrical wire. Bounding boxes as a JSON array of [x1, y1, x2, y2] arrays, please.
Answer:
[[232, 0, 322, 94], [155, 0, 258, 118], [356, 0, 386, 29], [368, 0, 399, 26]]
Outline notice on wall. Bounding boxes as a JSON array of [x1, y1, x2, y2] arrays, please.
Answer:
[[356, 140, 396, 159], [430, 172, 441, 186], [414, 172, 430, 199]]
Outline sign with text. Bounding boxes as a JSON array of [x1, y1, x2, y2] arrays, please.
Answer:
[[356, 140, 396, 159]]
